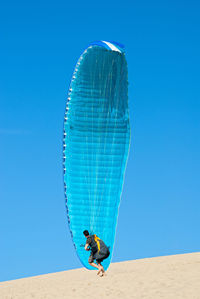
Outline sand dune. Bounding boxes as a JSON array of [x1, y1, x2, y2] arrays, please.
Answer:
[[0, 252, 199, 299]]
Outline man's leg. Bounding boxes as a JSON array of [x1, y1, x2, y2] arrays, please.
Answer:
[[96, 261, 105, 276], [89, 260, 104, 275], [88, 255, 101, 271], [97, 251, 110, 275]]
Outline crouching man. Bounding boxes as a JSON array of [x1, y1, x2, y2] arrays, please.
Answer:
[[83, 230, 110, 276]]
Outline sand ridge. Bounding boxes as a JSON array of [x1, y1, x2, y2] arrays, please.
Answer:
[[0, 252, 200, 299]]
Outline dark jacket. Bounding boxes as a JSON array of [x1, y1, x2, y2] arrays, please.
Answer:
[[86, 234, 109, 257]]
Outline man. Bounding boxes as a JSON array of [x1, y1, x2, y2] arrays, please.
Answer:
[[83, 230, 110, 276]]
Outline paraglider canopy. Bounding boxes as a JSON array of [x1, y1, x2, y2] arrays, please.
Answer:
[[63, 41, 130, 270]]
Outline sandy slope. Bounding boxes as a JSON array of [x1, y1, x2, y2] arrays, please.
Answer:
[[0, 252, 200, 299]]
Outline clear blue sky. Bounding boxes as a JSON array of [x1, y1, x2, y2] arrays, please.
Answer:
[[0, 0, 200, 282]]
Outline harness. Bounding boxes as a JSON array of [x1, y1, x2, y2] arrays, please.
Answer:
[[93, 234, 100, 253]]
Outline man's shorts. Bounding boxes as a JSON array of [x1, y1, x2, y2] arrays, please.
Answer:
[[88, 253, 94, 263], [88, 251, 110, 264], [96, 251, 110, 264]]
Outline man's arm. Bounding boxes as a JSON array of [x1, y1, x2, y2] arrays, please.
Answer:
[[85, 236, 91, 251], [85, 243, 90, 251]]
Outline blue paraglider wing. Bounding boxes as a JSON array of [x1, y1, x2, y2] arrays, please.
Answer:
[[63, 41, 130, 270]]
